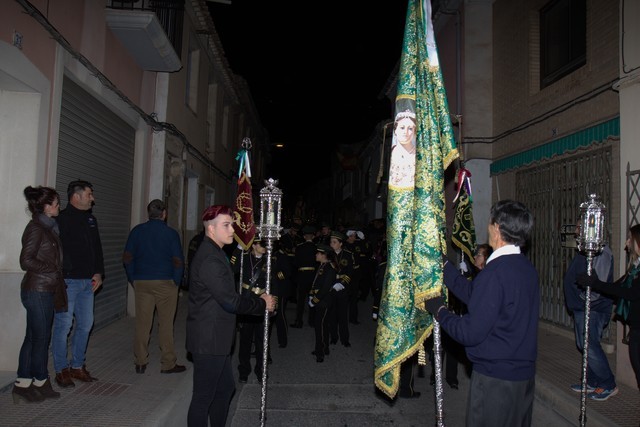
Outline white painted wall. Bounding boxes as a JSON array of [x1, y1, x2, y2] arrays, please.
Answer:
[[0, 41, 52, 372]]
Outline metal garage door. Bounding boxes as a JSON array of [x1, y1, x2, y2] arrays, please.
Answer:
[[56, 77, 135, 329], [515, 143, 615, 340]]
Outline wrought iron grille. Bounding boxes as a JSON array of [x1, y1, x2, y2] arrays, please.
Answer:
[[627, 163, 640, 229], [515, 144, 613, 340]]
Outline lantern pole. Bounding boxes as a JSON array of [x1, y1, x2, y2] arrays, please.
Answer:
[[258, 178, 282, 426], [574, 193, 606, 427]]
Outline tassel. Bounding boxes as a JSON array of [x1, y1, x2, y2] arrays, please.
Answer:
[[418, 347, 427, 366]]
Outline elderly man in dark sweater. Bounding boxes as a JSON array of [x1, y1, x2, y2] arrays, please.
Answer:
[[123, 199, 185, 375], [426, 200, 539, 426]]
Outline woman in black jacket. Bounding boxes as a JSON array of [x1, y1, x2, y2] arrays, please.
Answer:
[[579, 223, 640, 391], [14, 186, 67, 404]]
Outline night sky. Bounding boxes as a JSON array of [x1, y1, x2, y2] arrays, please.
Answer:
[[208, 1, 408, 200]]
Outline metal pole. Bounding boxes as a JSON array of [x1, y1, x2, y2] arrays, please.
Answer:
[[579, 254, 594, 426], [433, 321, 445, 427], [260, 238, 274, 426]]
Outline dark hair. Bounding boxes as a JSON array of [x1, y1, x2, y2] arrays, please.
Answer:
[[67, 180, 93, 201], [475, 243, 493, 258], [490, 200, 533, 247], [202, 205, 233, 222], [147, 199, 165, 220], [627, 224, 640, 268], [23, 186, 59, 217]]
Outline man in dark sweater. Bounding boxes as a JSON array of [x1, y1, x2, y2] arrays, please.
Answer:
[[123, 199, 185, 375], [53, 180, 104, 388], [426, 200, 539, 426]]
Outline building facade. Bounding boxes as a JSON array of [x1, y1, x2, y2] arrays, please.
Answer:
[[0, 0, 266, 372], [343, 0, 639, 388]]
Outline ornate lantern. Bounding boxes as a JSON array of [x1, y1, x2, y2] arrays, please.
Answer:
[[258, 178, 283, 242], [575, 193, 606, 256], [574, 193, 606, 427], [257, 178, 282, 427]]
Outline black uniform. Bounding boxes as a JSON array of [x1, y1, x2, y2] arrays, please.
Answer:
[[309, 261, 336, 361], [344, 240, 362, 324], [280, 230, 301, 301], [231, 247, 268, 382], [329, 248, 355, 346], [292, 239, 317, 327], [271, 248, 293, 348]]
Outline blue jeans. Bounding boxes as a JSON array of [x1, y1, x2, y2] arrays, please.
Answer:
[[573, 310, 616, 389], [17, 290, 55, 381], [52, 279, 94, 372]]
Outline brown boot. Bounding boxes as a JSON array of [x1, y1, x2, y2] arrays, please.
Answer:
[[12, 384, 45, 404], [55, 368, 75, 388], [33, 377, 61, 399], [69, 365, 98, 382]]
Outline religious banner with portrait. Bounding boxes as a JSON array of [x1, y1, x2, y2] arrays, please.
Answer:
[[374, 0, 458, 398]]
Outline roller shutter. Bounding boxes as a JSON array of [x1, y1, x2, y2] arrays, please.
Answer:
[[56, 77, 134, 329]]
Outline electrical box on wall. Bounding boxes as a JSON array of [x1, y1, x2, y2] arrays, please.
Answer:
[[560, 224, 577, 249]]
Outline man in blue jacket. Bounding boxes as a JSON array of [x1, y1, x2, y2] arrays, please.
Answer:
[[123, 199, 185, 375], [564, 244, 617, 400], [426, 200, 539, 426]]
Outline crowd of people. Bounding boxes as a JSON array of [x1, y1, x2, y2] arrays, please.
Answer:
[[14, 183, 638, 426]]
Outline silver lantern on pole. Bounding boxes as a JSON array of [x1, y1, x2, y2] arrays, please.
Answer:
[[574, 193, 606, 427], [257, 178, 282, 426]]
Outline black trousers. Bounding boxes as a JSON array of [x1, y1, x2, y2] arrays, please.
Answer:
[[273, 298, 288, 347], [294, 276, 314, 325], [187, 353, 234, 427], [314, 306, 331, 357], [629, 327, 640, 389], [238, 318, 266, 379], [467, 371, 534, 427], [329, 290, 349, 344]]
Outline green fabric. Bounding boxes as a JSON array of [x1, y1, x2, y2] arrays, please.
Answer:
[[451, 187, 476, 262], [374, 0, 458, 399], [615, 265, 639, 321]]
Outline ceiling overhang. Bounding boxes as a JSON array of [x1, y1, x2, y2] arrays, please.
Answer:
[[106, 8, 182, 72]]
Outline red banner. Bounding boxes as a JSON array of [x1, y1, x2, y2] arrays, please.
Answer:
[[233, 171, 256, 250]]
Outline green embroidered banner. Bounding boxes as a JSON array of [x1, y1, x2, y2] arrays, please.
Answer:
[[374, 0, 458, 398]]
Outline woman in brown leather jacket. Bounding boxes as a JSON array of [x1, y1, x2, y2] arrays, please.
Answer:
[[13, 186, 67, 404]]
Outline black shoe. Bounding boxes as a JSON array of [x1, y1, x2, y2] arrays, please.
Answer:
[[239, 376, 248, 383], [135, 364, 147, 374], [350, 320, 360, 325], [161, 364, 186, 374], [268, 356, 273, 364], [447, 380, 459, 390], [323, 347, 330, 355], [290, 322, 303, 328], [330, 339, 338, 345], [343, 342, 351, 347], [316, 356, 324, 363], [278, 343, 287, 348], [429, 376, 435, 386]]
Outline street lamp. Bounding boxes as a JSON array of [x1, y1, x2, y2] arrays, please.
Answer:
[[258, 178, 283, 426], [574, 193, 606, 427]]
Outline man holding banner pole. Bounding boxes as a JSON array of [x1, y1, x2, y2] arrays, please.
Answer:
[[425, 199, 539, 426]]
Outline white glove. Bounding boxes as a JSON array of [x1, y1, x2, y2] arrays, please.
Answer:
[[333, 283, 345, 291], [308, 296, 315, 308], [459, 260, 468, 273], [237, 243, 243, 250]]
